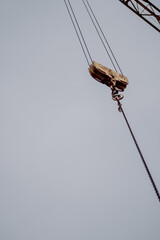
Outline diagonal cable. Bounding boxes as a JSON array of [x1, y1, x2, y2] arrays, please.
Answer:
[[66, 0, 93, 64], [82, 0, 118, 72], [64, 0, 90, 65], [84, 0, 124, 75], [116, 99, 160, 202]]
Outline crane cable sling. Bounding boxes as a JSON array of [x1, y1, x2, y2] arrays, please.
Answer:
[[64, 0, 160, 202]]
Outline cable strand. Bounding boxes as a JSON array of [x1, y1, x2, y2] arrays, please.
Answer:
[[67, 0, 93, 64], [82, 0, 118, 72], [85, 0, 124, 75], [117, 99, 160, 202], [64, 0, 90, 65]]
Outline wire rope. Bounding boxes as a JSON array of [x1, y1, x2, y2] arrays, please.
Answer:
[[116, 99, 160, 202], [64, 0, 90, 65], [65, 0, 93, 65], [82, 0, 118, 72], [84, 0, 124, 75]]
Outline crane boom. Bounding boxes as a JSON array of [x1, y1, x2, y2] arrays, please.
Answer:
[[119, 0, 160, 32]]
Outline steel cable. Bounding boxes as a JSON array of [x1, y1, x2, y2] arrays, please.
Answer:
[[64, 0, 93, 65], [64, 0, 90, 65], [116, 99, 160, 202], [84, 0, 124, 75], [82, 0, 118, 72]]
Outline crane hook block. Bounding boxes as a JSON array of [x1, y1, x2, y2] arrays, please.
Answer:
[[89, 61, 128, 92]]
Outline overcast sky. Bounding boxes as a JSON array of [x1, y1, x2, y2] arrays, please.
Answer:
[[1, 1, 160, 239]]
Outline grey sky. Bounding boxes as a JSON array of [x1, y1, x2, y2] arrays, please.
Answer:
[[1, 0, 160, 239]]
